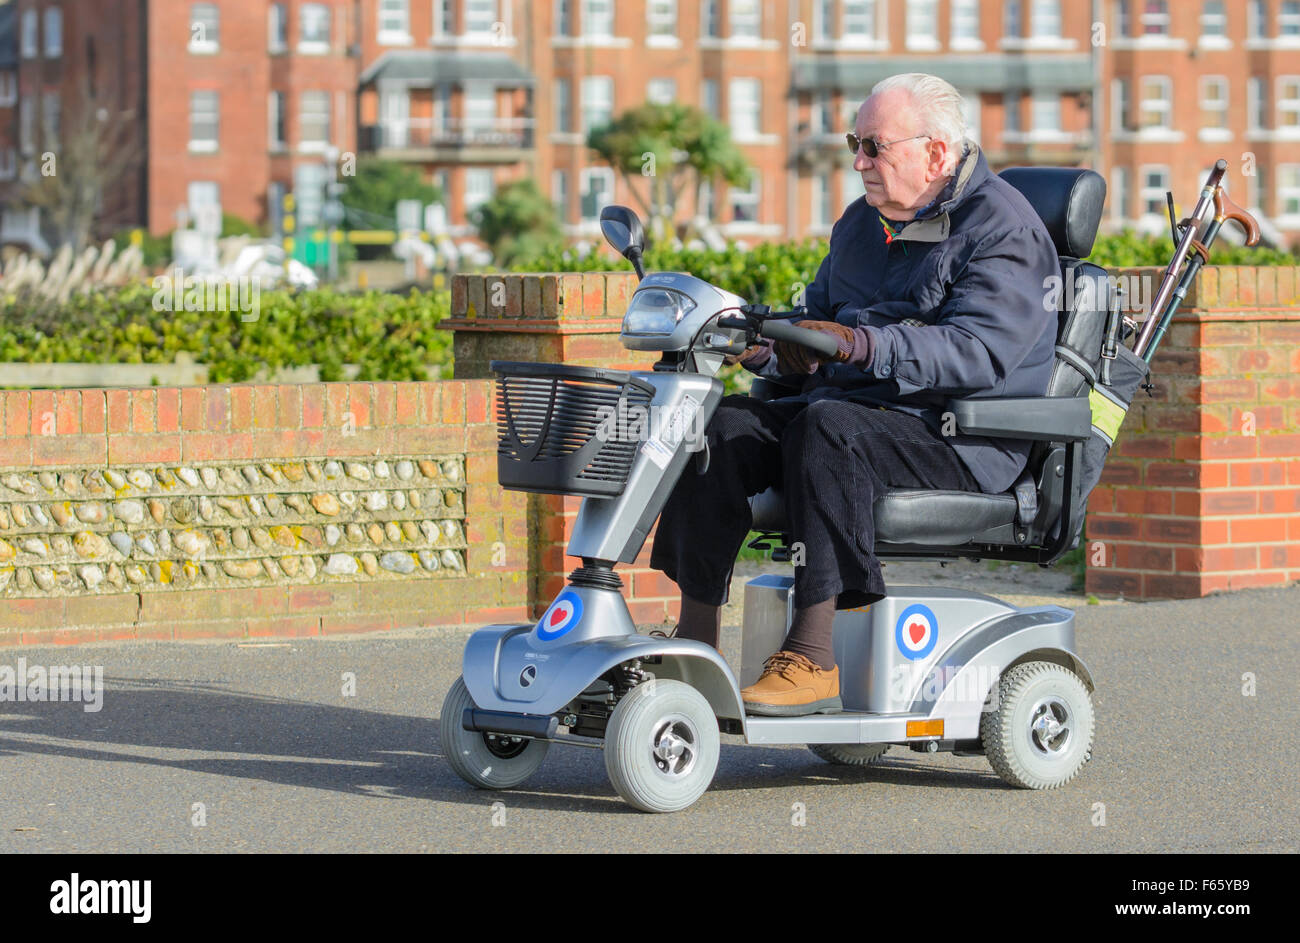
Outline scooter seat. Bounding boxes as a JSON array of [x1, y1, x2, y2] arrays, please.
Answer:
[[749, 487, 1020, 547]]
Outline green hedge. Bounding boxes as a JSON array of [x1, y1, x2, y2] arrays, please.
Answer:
[[0, 285, 452, 383]]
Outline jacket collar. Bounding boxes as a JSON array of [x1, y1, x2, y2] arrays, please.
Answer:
[[895, 141, 986, 244]]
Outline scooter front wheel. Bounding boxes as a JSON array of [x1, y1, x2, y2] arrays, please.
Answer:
[[808, 743, 890, 767], [441, 677, 550, 790], [604, 678, 720, 813]]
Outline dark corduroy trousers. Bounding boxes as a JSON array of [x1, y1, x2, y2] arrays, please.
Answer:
[[650, 395, 981, 610]]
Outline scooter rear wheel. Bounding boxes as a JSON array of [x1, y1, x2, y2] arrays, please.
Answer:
[[604, 679, 720, 813], [441, 676, 550, 790], [808, 743, 890, 767]]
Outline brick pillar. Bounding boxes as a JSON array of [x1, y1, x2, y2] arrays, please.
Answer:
[[442, 272, 678, 623], [1086, 266, 1300, 599]]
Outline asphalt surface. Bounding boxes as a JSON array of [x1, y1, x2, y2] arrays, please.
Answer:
[[1, 583, 1297, 853]]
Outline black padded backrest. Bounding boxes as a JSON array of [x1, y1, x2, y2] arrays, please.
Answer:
[[998, 167, 1106, 259]]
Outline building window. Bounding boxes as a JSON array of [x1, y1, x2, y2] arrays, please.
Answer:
[[1248, 0, 1266, 39], [952, 0, 980, 46], [1141, 0, 1169, 35], [647, 79, 676, 105], [190, 91, 219, 152], [1249, 76, 1268, 130], [809, 91, 833, 135], [583, 0, 614, 38], [581, 76, 613, 132], [1285, 1, 1300, 37], [907, 0, 939, 49], [435, 0, 455, 35], [300, 91, 331, 149], [1114, 0, 1131, 37], [0, 148, 15, 182], [1279, 77, 1300, 130], [730, 0, 760, 39], [960, 90, 981, 142], [698, 180, 714, 220], [466, 0, 497, 36], [554, 78, 571, 132], [813, 0, 834, 41], [1140, 76, 1172, 130], [1200, 1, 1227, 41], [466, 168, 495, 216], [269, 4, 288, 51], [433, 85, 450, 132], [1110, 166, 1128, 222], [730, 172, 760, 223], [464, 83, 496, 133], [648, 0, 676, 41], [189, 4, 220, 53], [381, 89, 410, 146], [41, 92, 60, 146], [842, 166, 862, 206], [188, 182, 222, 233], [729, 78, 761, 139], [1004, 0, 1022, 39], [844, 1, 877, 40], [1032, 91, 1060, 132], [379, 0, 411, 43], [44, 7, 62, 58], [299, 4, 332, 52], [1112, 78, 1132, 131], [555, 0, 570, 36], [1200, 77, 1229, 131], [1004, 92, 1022, 133], [553, 169, 569, 222], [1252, 164, 1267, 212], [702, 79, 719, 118], [20, 10, 37, 59], [580, 167, 614, 221], [1032, 0, 1061, 39], [1279, 165, 1300, 216], [19, 94, 35, 154], [702, 0, 721, 38], [1139, 166, 1170, 216], [0, 74, 15, 107], [269, 91, 287, 150], [811, 171, 831, 230]]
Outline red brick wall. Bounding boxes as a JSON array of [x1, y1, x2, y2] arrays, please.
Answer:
[[1086, 266, 1300, 599]]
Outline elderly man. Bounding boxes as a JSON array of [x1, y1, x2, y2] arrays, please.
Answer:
[[648, 73, 1061, 716]]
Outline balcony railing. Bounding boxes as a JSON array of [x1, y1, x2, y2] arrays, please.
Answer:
[[361, 118, 535, 152]]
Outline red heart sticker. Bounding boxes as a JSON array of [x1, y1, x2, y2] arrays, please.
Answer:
[[549, 606, 567, 627], [908, 622, 925, 644]]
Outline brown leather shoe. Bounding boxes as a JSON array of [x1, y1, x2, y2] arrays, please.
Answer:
[[741, 651, 842, 716]]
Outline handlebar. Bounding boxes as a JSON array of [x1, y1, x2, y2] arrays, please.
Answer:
[[759, 318, 841, 359]]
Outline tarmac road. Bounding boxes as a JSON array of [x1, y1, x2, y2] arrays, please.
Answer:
[[0, 584, 1296, 854]]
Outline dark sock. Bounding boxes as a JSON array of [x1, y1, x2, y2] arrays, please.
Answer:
[[780, 597, 836, 670], [674, 593, 722, 648]]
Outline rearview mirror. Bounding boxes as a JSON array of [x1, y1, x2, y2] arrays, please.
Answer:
[[599, 205, 646, 260]]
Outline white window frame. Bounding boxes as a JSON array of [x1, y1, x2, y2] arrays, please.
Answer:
[[19, 94, 35, 155], [378, 0, 412, 45], [581, 76, 613, 133], [579, 166, 615, 224], [906, 0, 940, 51], [1004, 0, 1023, 41], [1199, 0, 1230, 49], [0, 148, 16, 182], [0, 73, 16, 107], [1031, 0, 1061, 39], [729, 0, 761, 40], [1138, 165, 1171, 225], [1283, 1, 1300, 40], [41, 91, 60, 146], [465, 0, 499, 38], [702, 79, 719, 119], [951, 0, 982, 50], [812, 0, 834, 42], [44, 7, 63, 58], [299, 90, 332, 152], [1139, 76, 1173, 131], [1199, 76, 1231, 141], [465, 168, 495, 217], [647, 79, 676, 106], [552, 169, 569, 222], [1031, 91, 1061, 134], [1248, 76, 1268, 133], [1004, 91, 1022, 134], [1247, 0, 1267, 44], [1114, 0, 1131, 38], [1111, 78, 1132, 133], [298, 3, 332, 54], [464, 82, 497, 133], [188, 3, 220, 54], [1277, 164, 1300, 226], [1140, 0, 1169, 35], [1278, 75, 1300, 136], [189, 91, 219, 153], [961, 89, 982, 143], [268, 4, 288, 52], [269, 90, 287, 151], [187, 182, 222, 234], [810, 169, 832, 232], [728, 78, 762, 141], [554, 78, 571, 133], [647, 0, 678, 46], [701, 0, 721, 39], [583, 0, 614, 39], [1110, 166, 1129, 224], [20, 10, 37, 60], [809, 91, 833, 136], [842, 166, 863, 207], [1005, 0, 1075, 48], [729, 171, 761, 226], [842, 1, 883, 48]]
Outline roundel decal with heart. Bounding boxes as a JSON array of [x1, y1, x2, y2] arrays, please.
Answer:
[[535, 590, 584, 641], [895, 604, 938, 661]]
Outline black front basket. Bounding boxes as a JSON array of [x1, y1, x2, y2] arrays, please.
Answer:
[[491, 361, 657, 498]]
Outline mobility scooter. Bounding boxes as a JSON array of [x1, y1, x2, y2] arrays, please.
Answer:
[[441, 164, 1258, 812]]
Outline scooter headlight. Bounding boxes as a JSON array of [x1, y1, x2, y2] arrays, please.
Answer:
[[621, 287, 696, 336]]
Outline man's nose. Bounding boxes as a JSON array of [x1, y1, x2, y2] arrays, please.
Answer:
[[854, 150, 874, 172]]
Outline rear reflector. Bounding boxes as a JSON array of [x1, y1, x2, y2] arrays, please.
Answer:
[[906, 719, 944, 738]]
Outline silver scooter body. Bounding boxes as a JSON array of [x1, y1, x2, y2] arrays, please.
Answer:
[[459, 266, 1093, 750]]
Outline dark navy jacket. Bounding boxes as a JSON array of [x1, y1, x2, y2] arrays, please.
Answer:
[[768, 144, 1060, 495]]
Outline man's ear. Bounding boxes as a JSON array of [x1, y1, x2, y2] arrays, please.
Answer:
[[927, 138, 950, 181]]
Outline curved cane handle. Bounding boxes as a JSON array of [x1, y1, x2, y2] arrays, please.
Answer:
[[1214, 188, 1262, 247]]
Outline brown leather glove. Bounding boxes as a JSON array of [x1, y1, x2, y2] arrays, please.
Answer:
[[723, 338, 773, 368], [773, 320, 859, 374]]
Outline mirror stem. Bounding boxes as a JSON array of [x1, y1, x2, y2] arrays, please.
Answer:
[[626, 247, 646, 280]]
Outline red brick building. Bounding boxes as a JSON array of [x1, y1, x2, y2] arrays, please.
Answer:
[[2, 1, 1299, 253]]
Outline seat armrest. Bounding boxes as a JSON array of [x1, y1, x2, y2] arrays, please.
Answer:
[[947, 396, 1092, 441]]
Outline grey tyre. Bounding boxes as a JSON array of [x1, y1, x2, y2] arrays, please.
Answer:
[[808, 743, 890, 767], [441, 676, 549, 790], [980, 661, 1094, 790], [604, 678, 720, 813]]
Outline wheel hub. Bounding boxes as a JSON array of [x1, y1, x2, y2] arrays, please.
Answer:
[[1028, 696, 1072, 757], [649, 714, 698, 778], [483, 732, 529, 759]]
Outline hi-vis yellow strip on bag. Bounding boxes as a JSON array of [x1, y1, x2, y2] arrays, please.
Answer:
[[1089, 387, 1126, 443]]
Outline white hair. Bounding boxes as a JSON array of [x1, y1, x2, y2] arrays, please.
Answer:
[[869, 73, 969, 171]]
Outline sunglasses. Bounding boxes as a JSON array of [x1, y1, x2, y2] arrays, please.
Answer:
[[846, 133, 932, 158]]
